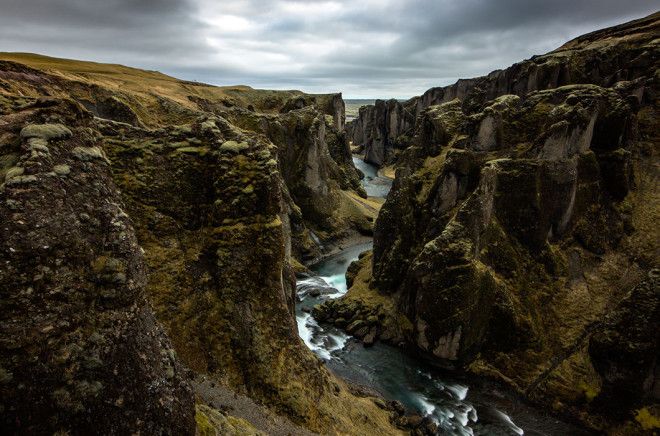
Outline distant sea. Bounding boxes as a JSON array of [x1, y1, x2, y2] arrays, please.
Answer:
[[344, 99, 375, 122], [344, 98, 408, 122]]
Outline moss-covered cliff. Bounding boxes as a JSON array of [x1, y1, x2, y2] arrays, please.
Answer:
[[0, 97, 196, 434], [349, 12, 660, 169], [324, 12, 659, 434], [0, 56, 399, 434]]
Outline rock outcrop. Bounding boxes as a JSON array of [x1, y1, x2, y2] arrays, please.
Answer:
[[98, 113, 336, 424], [0, 54, 377, 254], [0, 97, 195, 434], [348, 99, 415, 166], [330, 12, 660, 433], [348, 12, 660, 168], [223, 106, 369, 257], [0, 57, 400, 435]]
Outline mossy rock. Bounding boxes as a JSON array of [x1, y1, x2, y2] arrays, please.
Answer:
[[20, 123, 72, 141], [220, 140, 249, 154], [195, 404, 264, 436]]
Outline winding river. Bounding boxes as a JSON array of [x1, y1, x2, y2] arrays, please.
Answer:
[[296, 156, 588, 436]]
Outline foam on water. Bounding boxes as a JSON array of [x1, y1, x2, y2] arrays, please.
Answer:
[[494, 409, 525, 435], [296, 312, 313, 347], [446, 383, 469, 401], [415, 394, 437, 417], [327, 331, 349, 353], [296, 312, 334, 360]]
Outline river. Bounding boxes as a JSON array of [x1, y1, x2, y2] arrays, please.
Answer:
[[295, 156, 589, 436]]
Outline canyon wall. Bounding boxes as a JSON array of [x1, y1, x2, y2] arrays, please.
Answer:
[[0, 98, 196, 434], [326, 12, 659, 433], [0, 55, 398, 434], [349, 12, 660, 168]]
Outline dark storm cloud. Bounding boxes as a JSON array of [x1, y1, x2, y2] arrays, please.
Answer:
[[0, 0, 657, 97], [2, 0, 192, 27], [0, 0, 211, 67]]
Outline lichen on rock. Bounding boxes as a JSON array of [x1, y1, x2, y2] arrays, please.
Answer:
[[0, 99, 195, 434]]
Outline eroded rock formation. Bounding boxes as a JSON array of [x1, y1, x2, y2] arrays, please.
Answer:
[[326, 12, 659, 433], [349, 12, 659, 169], [0, 55, 399, 434], [0, 98, 195, 434]]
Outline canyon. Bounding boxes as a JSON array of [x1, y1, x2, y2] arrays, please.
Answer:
[[0, 11, 658, 436]]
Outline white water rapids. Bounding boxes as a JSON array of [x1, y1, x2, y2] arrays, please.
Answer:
[[294, 156, 532, 435]]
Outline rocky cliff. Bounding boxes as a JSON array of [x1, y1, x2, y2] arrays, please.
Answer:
[[349, 12, 660, 169], [222, 106, 370, 260], [0, 56, 399, 434], [0, 54, 374, 258], [324, 12, 659, 434], [348, 98, 416, 166], [0, 97, 195, 434]]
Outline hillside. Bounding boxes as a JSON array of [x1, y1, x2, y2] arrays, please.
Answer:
[[0, 52, 398, 435], [0, 52, 345, 129]]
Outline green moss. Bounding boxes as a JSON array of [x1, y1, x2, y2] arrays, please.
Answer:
[[20, 123, 72, 141], [195, 399, 265, 435], [167, 141, 190, 149], [577, 381, 599, 402], [53, 164, 71, 176], [200, 119, 219, 133], [195, 406, 215, 436], [220, 140, 249, 154], [635, 407, 660, 430], [174, 125, 193, 135], [175, 146, 209, 156], [4, 166, 24, 181], [5, 174, 37, 185], [72, 146, 109, 163]]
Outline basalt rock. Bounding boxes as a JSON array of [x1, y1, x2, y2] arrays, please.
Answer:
[[340, 13, 659, 432], [100, 114, 331, 422], [350, 98, 416, 166], [222, 106, 369, 256], [97, 113, 399, 434], [0, 64, 400, 434], [588, 269, 659, 419], [0, 98, 195, 434], [348, 12, 659, 168]]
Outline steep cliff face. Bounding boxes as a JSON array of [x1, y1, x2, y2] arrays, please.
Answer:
[[0, 57, 400, 435], [0, 97, 195, 434], [331, 13, 659, 432], [98, 113, 336, 424], [0, 55, 373, 255], [223, 106, 370, 254], [349, 12, 659, 168], [349, 99, 416, 166], [95, 106, 400, 436]]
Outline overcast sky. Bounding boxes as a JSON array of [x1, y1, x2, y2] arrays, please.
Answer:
[[0, 0, 657, 98]]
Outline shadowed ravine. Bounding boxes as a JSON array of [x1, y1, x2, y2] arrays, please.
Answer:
[[296, 156, 594, 436]]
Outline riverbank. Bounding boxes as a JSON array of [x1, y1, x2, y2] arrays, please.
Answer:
[[295, 155, 599, 435]]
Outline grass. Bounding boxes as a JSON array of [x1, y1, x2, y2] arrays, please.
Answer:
[[0, 52, 340, 127]]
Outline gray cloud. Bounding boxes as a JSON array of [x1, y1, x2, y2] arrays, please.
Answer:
[[0, 0, 657, 97]]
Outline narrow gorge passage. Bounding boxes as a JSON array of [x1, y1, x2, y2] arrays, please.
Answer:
[[294, 156, 567, 436]]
